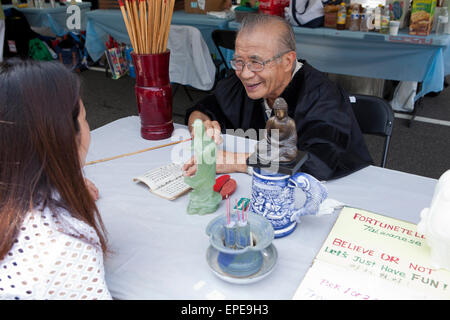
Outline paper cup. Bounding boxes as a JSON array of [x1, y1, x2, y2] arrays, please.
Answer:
[[389, 20, 400, 35]]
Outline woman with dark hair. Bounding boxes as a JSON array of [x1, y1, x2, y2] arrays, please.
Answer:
[[0, 59, 111, 299]]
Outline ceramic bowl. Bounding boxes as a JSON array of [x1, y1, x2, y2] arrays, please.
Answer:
[[205, 211, 274, 255]]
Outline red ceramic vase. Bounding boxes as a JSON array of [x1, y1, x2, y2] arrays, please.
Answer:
[[131, 51, 174, 140]]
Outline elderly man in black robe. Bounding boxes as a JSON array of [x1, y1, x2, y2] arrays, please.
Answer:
[[183, 14, 372, 181]]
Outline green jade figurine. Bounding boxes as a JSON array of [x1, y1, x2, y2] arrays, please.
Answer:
[[184, 119, 222, 215]]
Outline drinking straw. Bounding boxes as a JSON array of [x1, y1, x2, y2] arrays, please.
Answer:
[[227, 197, 230, 225]]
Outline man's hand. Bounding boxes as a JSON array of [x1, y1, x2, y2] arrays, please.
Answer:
[[182, 150, 249, 177], [216, 150, 249, 174], [182, 156, 198, 177], [188, 111, 223, 145], [201, 120, 223, 145]]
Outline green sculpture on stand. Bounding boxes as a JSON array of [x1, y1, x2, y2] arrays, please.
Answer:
[[184, 119, 222, 215]]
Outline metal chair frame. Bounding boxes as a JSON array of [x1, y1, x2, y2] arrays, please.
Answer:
[[350, 94, 394, 168]]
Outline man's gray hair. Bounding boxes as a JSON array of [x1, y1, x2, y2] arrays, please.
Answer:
[[238, 14, 296, 53]]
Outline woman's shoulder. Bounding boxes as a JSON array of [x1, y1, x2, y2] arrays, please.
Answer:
[[0, 208, 111, 300], [17, 207, 101, 253]]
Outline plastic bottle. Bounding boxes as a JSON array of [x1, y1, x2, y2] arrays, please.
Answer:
[[367, 7, 376, 31], [337, 2, 347, 30], [374, 4, 382, 32], [346, 5, 352, 29], [436, 7, 449, 34], [380, 6, 390, 34], [360, 6, 369, 32], [349, 4, 361, 31]]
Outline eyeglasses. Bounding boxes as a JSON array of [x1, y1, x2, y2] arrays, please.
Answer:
[[230, 51, 291, 72]]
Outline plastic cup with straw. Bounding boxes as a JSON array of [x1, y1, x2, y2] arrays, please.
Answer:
[[236, 199, 251, 249], [223, 197, 236, 249]]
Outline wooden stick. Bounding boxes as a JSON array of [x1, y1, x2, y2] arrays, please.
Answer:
[[160, 0, 169, 52], [119, 0, 136, 50], [125, 0, 139, 53], [129, 0, 138, 52], [144, 0, 149, 53], [132, 0, 142, 53], [85, 138, 192, 166], [125, 0, 135, 51], [139, 0, 145, 53], [157, 0, 166, 53], [147, 0, 152, 53], [162, 0, 174, 52], [149, 0, 154, 53], [121, 0, 174, 54], [152, 0, 159, 54], [161, 1, 166, 52], [123, 0, 132, 45], [138, 0, 142, 51]]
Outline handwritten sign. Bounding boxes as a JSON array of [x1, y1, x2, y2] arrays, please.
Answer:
[[293, 207, 450, 300]]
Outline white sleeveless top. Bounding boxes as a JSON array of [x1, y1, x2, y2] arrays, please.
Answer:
[[0, 206, 112, 300]]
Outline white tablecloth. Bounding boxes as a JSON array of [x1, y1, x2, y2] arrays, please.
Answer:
[[84, 116, 437, 300]]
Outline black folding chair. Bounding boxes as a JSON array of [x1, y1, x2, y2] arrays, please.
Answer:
[[349, 94, 394, 168], [211, 29, 237, 81]]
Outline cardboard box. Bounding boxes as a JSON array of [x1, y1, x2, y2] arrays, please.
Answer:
[[184, 0, 226, 14], [98, 0, 119, 9], [409, 0, 437, 35]]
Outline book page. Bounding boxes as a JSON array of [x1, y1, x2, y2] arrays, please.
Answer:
[[134, 163, 184, 190], [134, 163, 191, 200], [151, 176, 191, 200], [294, 207, 450, 300]]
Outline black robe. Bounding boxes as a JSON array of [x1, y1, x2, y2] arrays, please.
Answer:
[[185, 60, 373, 181]]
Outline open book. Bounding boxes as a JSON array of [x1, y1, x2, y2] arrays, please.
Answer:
[[133, 163, 191, 200], [293, 206, 450, 300]]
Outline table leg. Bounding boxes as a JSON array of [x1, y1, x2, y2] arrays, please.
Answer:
[[408, 82, 423, 128]]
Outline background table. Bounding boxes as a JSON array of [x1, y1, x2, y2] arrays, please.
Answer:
[[85, 10, 217, 90], [85, 10, 216, 90], [85, 9, 232, 60], [229, 21, 450, 99], [84, 116, 437, 300], [170, 11, 233, 59], [4, 2, 91, 36]]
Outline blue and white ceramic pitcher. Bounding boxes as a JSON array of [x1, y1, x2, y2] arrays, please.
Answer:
[[250, 167, 328, 238]]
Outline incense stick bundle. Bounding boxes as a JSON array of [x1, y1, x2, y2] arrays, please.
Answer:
[[119, 0, 175, 54]]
